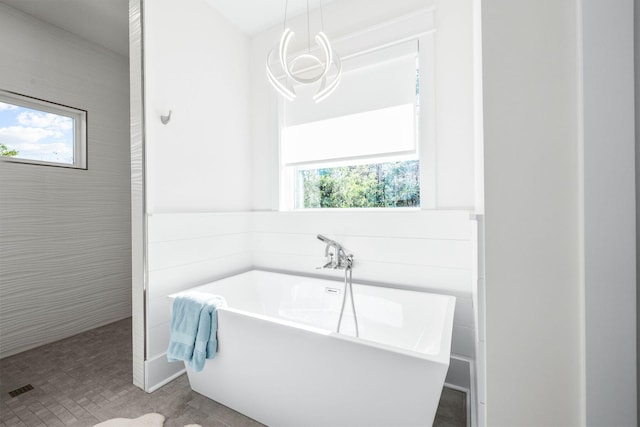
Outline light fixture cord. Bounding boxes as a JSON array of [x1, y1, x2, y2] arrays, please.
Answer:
[[306, 0, 311, 53], [283, 0, 289, 29], [320, 1, 325, 31]]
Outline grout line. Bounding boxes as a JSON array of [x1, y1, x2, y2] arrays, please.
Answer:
[[147, 251, 252, 273], [253, 250, 474, 272], [148, 230, 252, 244], [251, 229, 473, 242]]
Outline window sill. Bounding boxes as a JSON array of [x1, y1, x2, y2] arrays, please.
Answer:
[[1, 156, 86, 170], [279, 207, 422, 213]]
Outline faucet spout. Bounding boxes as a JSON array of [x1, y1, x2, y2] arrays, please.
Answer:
[[316, 235, 353, 270], [318, 234, 340, 259]]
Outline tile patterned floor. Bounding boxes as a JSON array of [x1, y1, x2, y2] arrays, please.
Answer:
[[0, 319, 466, 427]]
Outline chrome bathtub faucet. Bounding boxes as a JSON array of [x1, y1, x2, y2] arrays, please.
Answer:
[[316, 234, 359, 337], [316, 235, 353, 270]]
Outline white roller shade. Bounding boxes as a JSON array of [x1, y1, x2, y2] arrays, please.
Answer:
[[281, 40, 419, 166], [284, 40, 418, 126], [281, 103, 416, 165]]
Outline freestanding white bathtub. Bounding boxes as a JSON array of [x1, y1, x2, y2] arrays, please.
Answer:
[[169, 270, 455, 427]]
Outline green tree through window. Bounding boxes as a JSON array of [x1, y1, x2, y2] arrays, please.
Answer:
[[0, 143, 18, 157], [296, 160, 420, 208]]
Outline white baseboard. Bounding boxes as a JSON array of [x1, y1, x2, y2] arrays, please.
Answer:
[[145, 353, 185, 392]]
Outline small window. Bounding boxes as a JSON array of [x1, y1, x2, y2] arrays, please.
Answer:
[[280, 40, 420, 210], [0, 90, 87, 169]]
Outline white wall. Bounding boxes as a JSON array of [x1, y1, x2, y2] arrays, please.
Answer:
[[484, 0, 638, 425], [144, 0, 252, 213], [582, 0, 637, 425], [130, 0, 145, 389], [145, 213, 252, 389], [250, 0, 478, 211], [435, 0, 476, 209], [635, 0, 640, 422], [141, 0, 254, 389], [482, 0, 582, 425], [0, 4, 131, 357]]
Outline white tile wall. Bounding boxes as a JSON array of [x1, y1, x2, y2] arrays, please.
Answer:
[[145, 213, 253, 388], [252, 210, 477, 317], [148, 213, 251, 243], [146, 214, 252, 347], [0, 3, 131, 359], [251, 210, 474, 240]]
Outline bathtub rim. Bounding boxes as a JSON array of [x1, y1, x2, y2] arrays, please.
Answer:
[[168, 268, 456, 366], [254, 266, 470, 299]]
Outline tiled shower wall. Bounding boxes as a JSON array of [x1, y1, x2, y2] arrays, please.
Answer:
[[145, 211, 477, 391], [0, 4, 131, 359]]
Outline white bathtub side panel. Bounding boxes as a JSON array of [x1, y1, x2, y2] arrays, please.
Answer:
[[188, 310, 449, 427]]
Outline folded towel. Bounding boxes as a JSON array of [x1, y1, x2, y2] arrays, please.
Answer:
[[167, 291, 227, 372]]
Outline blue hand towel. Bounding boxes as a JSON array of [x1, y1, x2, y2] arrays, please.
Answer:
[[167, 291, 226, 372]]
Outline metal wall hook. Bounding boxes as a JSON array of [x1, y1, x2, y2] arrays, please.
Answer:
[[160, 110, 172, 125]]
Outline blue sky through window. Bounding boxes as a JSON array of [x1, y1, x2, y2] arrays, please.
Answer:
[[0, 102, 74, 164]]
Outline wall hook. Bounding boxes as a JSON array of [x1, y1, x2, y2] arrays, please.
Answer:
[[160, 110, 172, 125]]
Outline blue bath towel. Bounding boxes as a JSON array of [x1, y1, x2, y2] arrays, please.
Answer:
[[167, 292, 227, 372]]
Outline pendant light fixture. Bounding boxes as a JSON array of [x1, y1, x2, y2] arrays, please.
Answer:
[[266, 0, 342, 102]]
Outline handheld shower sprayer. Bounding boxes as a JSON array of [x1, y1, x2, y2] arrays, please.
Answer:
[[317, 234, 336, 246], [316, 234, 352, 269], [315, 234, 359, 337]]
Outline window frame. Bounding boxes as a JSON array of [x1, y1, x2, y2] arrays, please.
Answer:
[[281, 102, 421, 210], [278, 29, 435, 211], [0, 90, 88, 170]]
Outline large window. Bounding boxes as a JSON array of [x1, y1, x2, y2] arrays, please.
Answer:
[[280, 40, 421, 209], [0, 90, 87, 169]]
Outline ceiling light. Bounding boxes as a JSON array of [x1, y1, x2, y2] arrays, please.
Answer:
[[266, 0, 341, 103]]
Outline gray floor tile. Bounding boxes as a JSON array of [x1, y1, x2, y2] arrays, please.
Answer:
[[0, 319, 466, 427]]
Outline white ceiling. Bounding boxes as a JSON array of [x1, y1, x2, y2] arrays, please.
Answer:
[[205, 0, 334, 35], [0, 0, 333, 57], [0, 0, 129, 57]]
